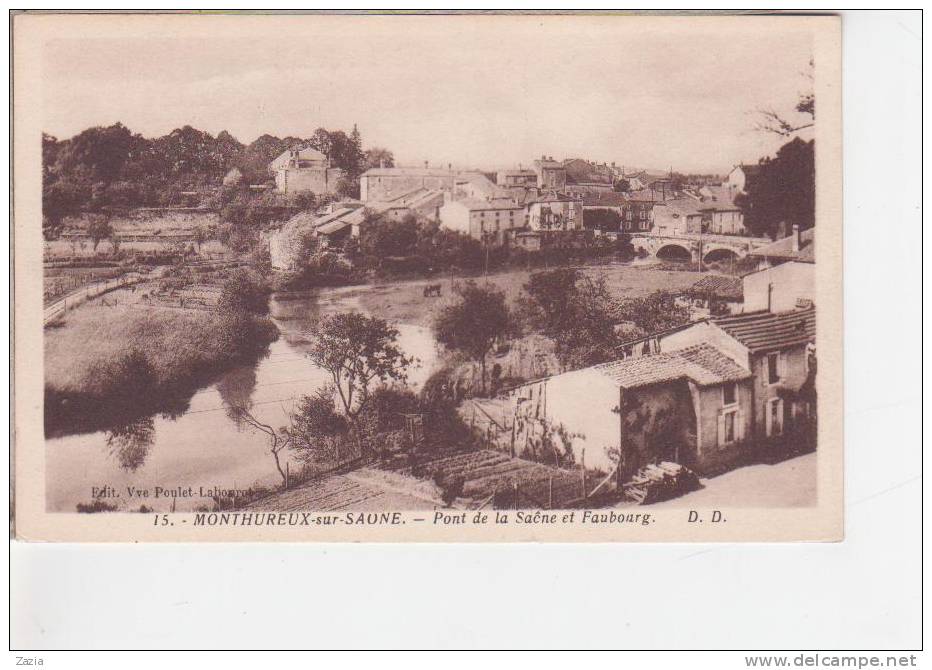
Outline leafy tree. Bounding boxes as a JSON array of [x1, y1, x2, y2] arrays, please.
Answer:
[[615, 290, 690, 336], [87, 215, 114, 251], [359, 212, 419, 259], [520, 268, 582, 333], [365, 147, 395, 169], [613, 179, 630, 193], [549, 275, 621, 370], [305, 313, 412, 455], [289, 385, 350, 464], [433, 281, 511, 395], [734, 137, 815, 238], [217, 268, 269, 316]]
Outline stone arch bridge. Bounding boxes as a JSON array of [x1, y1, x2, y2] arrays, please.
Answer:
[[630, 233, 771, 263]]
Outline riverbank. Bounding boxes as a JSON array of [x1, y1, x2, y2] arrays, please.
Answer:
[[44, 296, 277, 436]]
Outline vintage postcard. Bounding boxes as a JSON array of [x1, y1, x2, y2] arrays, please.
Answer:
[[12, 12, 843, 541]]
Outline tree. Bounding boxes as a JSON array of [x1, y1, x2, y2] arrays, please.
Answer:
[[359, 212, 420, 259], [217, 268, 269, 316], [756, 57, 814, 137], [288, 385, 351, 464], [87, 215, 114, 251], [365, 147, 395, 169], [550, 275, 621, 370], [615, 290, 690, 336], [226, 401, 293, 486], [520, 268, 582, 333], [433, 281, 511, 395], [734, 137, 815, 238], [305, 313, 412, 456], [613, 179, 630, 193]]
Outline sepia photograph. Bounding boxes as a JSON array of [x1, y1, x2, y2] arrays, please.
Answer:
[[13, 12, 843, 542]]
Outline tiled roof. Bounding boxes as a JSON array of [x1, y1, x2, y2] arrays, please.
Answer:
[[593, 343, 751, 389], [292, 147, 326, 161], [526, 191, 578, 205], [686, 275, 744, 301], [696, 186, 740, 211], [749, 228, 815, 263], [581, 192, 631, 208], [656, 198, 702, 217], [713, 306, 816, 354]]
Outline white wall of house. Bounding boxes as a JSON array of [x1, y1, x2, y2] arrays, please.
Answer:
[[743, 261, 815, 312], [531, 369, 622, 473]]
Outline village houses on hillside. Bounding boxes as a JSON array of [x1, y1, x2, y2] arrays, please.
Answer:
[[266, 146, 779, 273]]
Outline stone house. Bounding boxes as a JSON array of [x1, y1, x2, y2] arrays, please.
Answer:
[[359, 166, 458, 202], [581, 192, 654, 232], [532, 157, 567, 190], [662, 306, 816, 445], [525, 193, 583, 232], [271, 147, 344, 196], [438, 198, 526, 243], [507, 343, 753, 475]]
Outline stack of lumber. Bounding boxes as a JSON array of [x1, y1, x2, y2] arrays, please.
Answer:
[[623, 461, 700, 504]]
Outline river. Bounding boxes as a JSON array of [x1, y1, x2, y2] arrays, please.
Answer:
[[44, 291, 441, 513]]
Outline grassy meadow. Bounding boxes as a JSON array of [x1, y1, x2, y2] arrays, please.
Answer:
[[336, 263, 706, 327]]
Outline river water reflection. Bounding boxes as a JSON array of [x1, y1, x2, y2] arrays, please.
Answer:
[[44, 291, 440, 512]]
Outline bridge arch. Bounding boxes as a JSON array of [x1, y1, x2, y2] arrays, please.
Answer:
[[702, 247, 741, 264], [655, 243, 693, 262]]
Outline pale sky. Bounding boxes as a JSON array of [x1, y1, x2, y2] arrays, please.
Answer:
[[40, 15, 815, 174]]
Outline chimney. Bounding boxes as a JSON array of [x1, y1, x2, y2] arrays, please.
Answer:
[[379, 158, 385, 169], [767, 282, 773, 312], [448, 163, 452, 171], [792, 224, 800, 252], [541, 154, 546, 160], [424, 160, 429, 169]]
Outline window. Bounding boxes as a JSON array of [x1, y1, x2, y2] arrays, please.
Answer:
[[724, 411, 736, 444], [722, 382, 737, 406], [767, 353, 781, 384]]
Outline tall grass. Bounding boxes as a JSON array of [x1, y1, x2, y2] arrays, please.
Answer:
[[45, 303, 277, 435]]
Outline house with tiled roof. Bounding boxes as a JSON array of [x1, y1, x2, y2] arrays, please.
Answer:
[[652, 197, 705, 235], [662, 305, 816, 444], [580, 191, 655, 232], [676, 274, 745, 317], [532, 156, 567, 190], [748, 225, 815, 268], [271, 146, 344, 196], [725, 163, 762, 195], [514, 296, 818, 476], [438, 197, 526, 243], [360, 165, 459, 202], [508, 342, 756, 475]]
